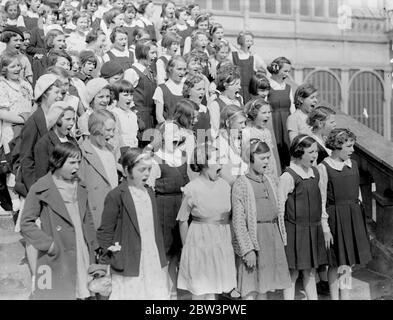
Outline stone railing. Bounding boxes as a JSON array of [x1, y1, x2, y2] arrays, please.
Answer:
[[336, 111, 393, 278]]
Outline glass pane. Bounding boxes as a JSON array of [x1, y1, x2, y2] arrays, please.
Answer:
[[196, 0, 207, 9], [212, 0, 224, 10], [300, 0, 310, 16], [314, 0, 325, 17], [250, 0, 261, 12], [229, 0, 241, 11], [329, 0, 338, 17], [281, 0, 292, 14], [265, 0, 276, 13]]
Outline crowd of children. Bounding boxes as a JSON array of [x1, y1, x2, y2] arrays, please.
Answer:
[[0, 0, 371, 301]]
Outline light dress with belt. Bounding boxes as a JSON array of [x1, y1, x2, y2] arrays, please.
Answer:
[[176, 176, 237, 296], [110, 186, 171, 300]]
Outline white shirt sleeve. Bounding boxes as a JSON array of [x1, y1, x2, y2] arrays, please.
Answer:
[[317, 163, 331, 233], [146, 159, 161, 189], [156, 59, 167, 85], [277, 172, 295, 244], [152, 86, 164, 105], [123, 68, 140, 88], [102, 53, 110, 63], [183, 36, 191, 56], [289, 87, 296, 114], [253, 52, 267, 72], [207, 100, 220, 138]]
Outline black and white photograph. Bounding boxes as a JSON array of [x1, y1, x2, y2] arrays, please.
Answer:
[[0, 0, 392, 305]]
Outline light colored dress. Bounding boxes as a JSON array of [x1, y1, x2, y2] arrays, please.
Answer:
[[177, 177, 237, 296], [109, 186, 171, 300]]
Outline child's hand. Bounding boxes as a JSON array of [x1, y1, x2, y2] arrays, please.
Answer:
[[324, 232, 334, 250], [243, 251, 256, 269]]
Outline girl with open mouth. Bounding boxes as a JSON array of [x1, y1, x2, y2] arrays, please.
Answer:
[[287, 83, 319, 143], [146, 121, 190, 299], [102, 26, 135, 71], [183, 74, 211, 135], [243, 98, 281, 185], [207, 65, 243, 138], [232, 139, 291, 300], [232, 31, 267, 104], [153, 55, 187, 124], [267, 56, 294, 170], [177, 143, 237, 300], [277, 134, 327, 300]]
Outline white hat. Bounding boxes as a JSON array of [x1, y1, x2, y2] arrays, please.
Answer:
[[46, 101, 72, 130], [34, 74, 59, 101], [84, 78, 110, 106]]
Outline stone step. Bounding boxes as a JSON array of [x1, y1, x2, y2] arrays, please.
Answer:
[[0, 285, 30, 300], [0, 214, 16, 232], [0, 240, 26, 265], [349, 268, 393, 300]]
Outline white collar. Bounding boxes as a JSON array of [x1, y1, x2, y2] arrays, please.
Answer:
[[198, 104, 207, 113], [165, 79, 184, 95], [7, 16, 25, 27], [289, 161, 315, 179], [269, 78, 286, 90], [324, 157, 352, 171], [176, 23, 188, 30], [26, 11, 39, 19], [110, 48, 130, 57], [155, 148, 183, 167], [219, 94, 241, 106], [133, 61, 146, 72]]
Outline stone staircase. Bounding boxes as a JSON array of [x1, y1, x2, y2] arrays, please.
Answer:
[[0, 214, 31, 300]]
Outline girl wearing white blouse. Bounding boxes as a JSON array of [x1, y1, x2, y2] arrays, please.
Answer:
[[317, 129, 371, 300], [287, 83, 318, 143]]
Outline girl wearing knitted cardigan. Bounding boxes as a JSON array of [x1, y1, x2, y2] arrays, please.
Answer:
[[232, 139, 290, 300]]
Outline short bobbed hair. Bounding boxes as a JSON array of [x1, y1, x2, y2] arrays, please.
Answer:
[[49, 141, 81, 173], [289, 134, 317, 159], [244, 98, 270, 122], [325, 128, 356, 151]]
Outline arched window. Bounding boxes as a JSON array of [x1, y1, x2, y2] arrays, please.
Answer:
[[348, 71, 384, 136], [305, 70, 342, 108]]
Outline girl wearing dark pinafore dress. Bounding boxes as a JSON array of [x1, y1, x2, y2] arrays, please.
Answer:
[[232, 51, 253, 105], [102, 27, 135, 70], [147, 121, 190, 300], [153, 56, 187, 124], [267, 57, 294, 170], [135, 1, 157, 42], [123, 40, 158, 147], [278, 135, 328, 300], [318, 129, 371, 300]]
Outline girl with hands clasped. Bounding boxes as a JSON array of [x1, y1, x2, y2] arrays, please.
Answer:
[[277, 135, 328, 300], [177, 143, 237, 300], [317, 129, 371, 300], [232, 139, 291, 300]]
